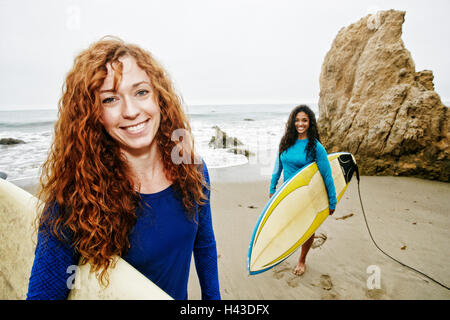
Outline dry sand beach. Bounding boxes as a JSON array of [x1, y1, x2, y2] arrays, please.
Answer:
[[5, 160, 450, 300], [187, 163, 450, 300]]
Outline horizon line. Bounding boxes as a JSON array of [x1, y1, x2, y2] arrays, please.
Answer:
[[1, 98, 449, 111], [0, 101, 319, 111]]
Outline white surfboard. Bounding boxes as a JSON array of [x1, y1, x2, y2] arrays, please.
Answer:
[[0, 177, 172, 300], [248, 152, 358, 275]]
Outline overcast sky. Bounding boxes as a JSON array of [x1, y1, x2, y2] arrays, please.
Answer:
[[0, 0, 449, 110]]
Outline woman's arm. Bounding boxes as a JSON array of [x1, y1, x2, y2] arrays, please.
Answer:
[[269, 154, 283, 195], [26, 205, 80, 300], [193, 163, 221, 300], [315, 143, 337, 211]]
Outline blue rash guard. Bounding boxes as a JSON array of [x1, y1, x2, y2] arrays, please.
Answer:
[[270, 138, 337, 210], [26, 164, 220, 300]]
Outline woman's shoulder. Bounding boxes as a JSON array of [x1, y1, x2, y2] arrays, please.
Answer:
[[40, 201, 62, 226], [200, 158, 210, 184], [314, 139, 325, 148]]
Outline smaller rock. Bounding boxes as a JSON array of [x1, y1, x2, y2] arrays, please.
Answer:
[[209, 126, 253, 158], [0, 138, 26, 145], [209, 126, 243, 148], [227, 147, 254, 158]]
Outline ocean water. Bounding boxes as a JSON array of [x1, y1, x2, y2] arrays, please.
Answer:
[[0, 109, 57, 182], [0, 104, 319, 182]]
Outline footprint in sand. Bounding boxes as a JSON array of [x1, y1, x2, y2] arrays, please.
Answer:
[[272, 261, 291, 280], [321, 290, 340, 300], [366, 288, 385, 300], [286, 275, 301, 288], [320, 274, 333, 290], [273, 262, 305, 288], [312, 233, 327, 249], [319, 274, 341, 299]]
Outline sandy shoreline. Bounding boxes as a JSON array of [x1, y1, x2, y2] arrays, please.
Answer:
[[188, 167, 450, 300], [5, 164, 450, 300]]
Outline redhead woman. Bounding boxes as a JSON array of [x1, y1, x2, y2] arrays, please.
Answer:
[[26, 37, 220, 300], [270, 105, 336, 277]]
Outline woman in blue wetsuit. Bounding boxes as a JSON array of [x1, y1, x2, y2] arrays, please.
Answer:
[[270, 105, 336, 276], [26, 37, 220, 300]]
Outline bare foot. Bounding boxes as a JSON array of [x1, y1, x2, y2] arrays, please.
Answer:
[[293, 262, 306, 276]]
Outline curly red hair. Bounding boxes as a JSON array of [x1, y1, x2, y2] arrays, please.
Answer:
[[37, 37, 207, 284]]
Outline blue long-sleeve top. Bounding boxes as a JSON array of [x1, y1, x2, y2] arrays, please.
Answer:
[[270, 138, 337, 210], [26, 164, 220, 300]]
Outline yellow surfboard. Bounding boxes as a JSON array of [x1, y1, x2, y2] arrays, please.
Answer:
[[248, 152, 358, 275], [0, 177, 172, 300]]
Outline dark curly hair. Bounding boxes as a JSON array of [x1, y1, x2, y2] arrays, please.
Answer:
[[279, 104, 321, 160]]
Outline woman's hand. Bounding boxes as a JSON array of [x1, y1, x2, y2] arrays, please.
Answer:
[[329, 209, 335, 215], [269, 193, 274, 199]]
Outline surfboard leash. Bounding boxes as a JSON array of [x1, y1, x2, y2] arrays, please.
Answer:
[[354, 166, 450, 291]]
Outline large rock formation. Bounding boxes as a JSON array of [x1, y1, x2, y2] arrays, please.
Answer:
[[318, 10, 449, 181]]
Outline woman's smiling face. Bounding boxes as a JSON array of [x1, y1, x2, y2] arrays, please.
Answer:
[[294, 111, 310, 138], [99, 55, 161, 156]]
